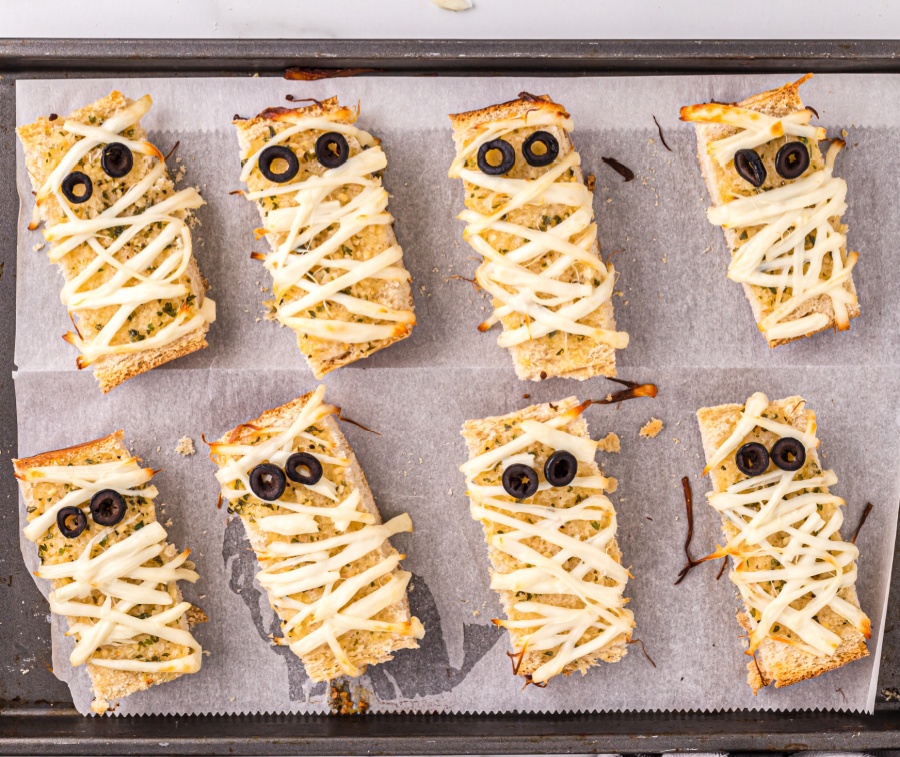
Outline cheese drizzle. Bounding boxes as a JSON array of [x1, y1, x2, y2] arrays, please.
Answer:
[[682, 102, 858, 341], [35, 95, 215, 367], [21, 457, 202, 674], [211, 386, 423, 676], [239, 112, 415, 345], [702, 392, 870, 657], [448, 108, 628, 352], [460, 401, 633, 683]]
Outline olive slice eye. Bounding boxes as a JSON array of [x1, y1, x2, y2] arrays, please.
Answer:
[[477, 138, 515, 176], [733, 149, 767, 188], [501, 463, 539, 500], [544, 450, 577, 487], [735, 442, 769, 477], [57, 506, 87, 538], [285, 452, 323, 486], [315, 132, 350, 170], [90, 489, 126, 527], [258, 145, 300, 183], [775, 141, 810, 180], [522, 131, 560, 168], [249, 463, 287, 501], [771, 437, 806, 471], [101, 142, 134, 178], [61, 171, 93, 204]]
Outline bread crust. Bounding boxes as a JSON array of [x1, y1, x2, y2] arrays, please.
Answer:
[[688, 76, 860, 347], [696, 396, 868, 692], [449, 95, 619, 380], [212, 391, 420, 682], [14, 431, 201, 713], [461, 398, 632, 680], [234, 98, 414, 379], [17, 90, 211, 393]]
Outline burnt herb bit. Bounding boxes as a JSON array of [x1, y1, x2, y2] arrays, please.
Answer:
[[128, 329, 146, 343], [601, 156, 635, 182], [162, 301, 178, 318], [652, 115, 673, 152]]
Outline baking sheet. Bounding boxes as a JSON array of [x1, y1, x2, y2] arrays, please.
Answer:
[[12, 75, 900, 716]]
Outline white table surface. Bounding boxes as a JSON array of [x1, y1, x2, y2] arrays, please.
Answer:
[[4, 0, 900, 39]]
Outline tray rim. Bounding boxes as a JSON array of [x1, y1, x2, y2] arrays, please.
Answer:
[[2, 37, 900, 755]]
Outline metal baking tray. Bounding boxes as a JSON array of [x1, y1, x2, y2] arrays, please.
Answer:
[[1, 39, 899, 754]]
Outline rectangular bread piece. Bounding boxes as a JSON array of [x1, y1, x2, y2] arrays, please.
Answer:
[[696, 392, 869, 692], [681, 75, 860, 347], [448, 95, 628, 381], [460, 397, 634, 685], [209, 386, 424, 681], [234, 98, 415, 379], [13, 431, 203, 714], [17, 91, 215, 393]]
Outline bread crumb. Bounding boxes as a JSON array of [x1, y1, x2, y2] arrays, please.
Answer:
[[431, 0, 472, 9], [175, 436, 196, 456], [597, 432, 620, 453], [639, 418, 664, 439], [605, 476, 618, 493], [473, 610, 480, 617], [32, 242, 45, 252]]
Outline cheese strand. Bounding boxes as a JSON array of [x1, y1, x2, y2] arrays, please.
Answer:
[[35, 94, 215, 367], [21, 458, 201, 674]]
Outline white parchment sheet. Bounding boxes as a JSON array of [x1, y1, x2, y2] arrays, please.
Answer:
[[13, 75, 900, 716]]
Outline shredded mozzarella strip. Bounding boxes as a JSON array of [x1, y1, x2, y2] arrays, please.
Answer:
[[240, 115, 414, 345], [35, 95, 215, 366], [684, 103, 857, 341], [212, 386, 423, 675], [448, 113, 628, 351], [705, 392, 870, 657], [22, 457, 201, 674], [461, 406, 633, 683]]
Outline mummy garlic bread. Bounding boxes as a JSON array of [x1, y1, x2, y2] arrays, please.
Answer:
[[234, 99, 415, 378], [460, 397, 634, 685], [449, 94, 628, 381], [696, 392, 870, 692], [17, 91, 215, 393], [681, 75, 860, 346], [210, 386, 424, 681], [13, 431, 204, 714]]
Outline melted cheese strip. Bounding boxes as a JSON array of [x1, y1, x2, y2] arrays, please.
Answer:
[[704, 392, 870, 657], [683, 103, 857, 341], [211, 386, 423, 675], [34, 95, 215, 366], [21, 457, 201, 674], [240, 115, 414, 345], [448, 113, 628, 351], [461, 405, 633, 683]]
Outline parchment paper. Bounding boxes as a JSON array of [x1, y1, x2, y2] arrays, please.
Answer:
[[13, 75, 900, 716]]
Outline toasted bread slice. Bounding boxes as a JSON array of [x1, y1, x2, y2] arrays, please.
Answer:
[[696, 393, 869, 692], [681, 75, 860, 347], [209, 387, 423, 682], [233, 98, 415, 379], [13, 431, 203, 714], [448, 95, 628, 381], [17, 91, 214, 393], [460, 397, 634, 684]]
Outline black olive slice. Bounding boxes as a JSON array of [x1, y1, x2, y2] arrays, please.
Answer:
[[285, 452, 323, 486], [315, 132, 350, 170], [90, 489, 126, 527], [101, 143, 134, 178], [735, 442, 770, 477], [258, 145, 300, 183], [733, 149, 767, 188], [775, 141, 810, 180], [544, 450, 577, 487], [771, 437, 806, 472], [501, 463, 539, 500], [61, 171, 93, 204], [477, 138, 515, 176], [249, 463, 287, 501], [522, 131, 560, 168], [57, 506, 87, 538]]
